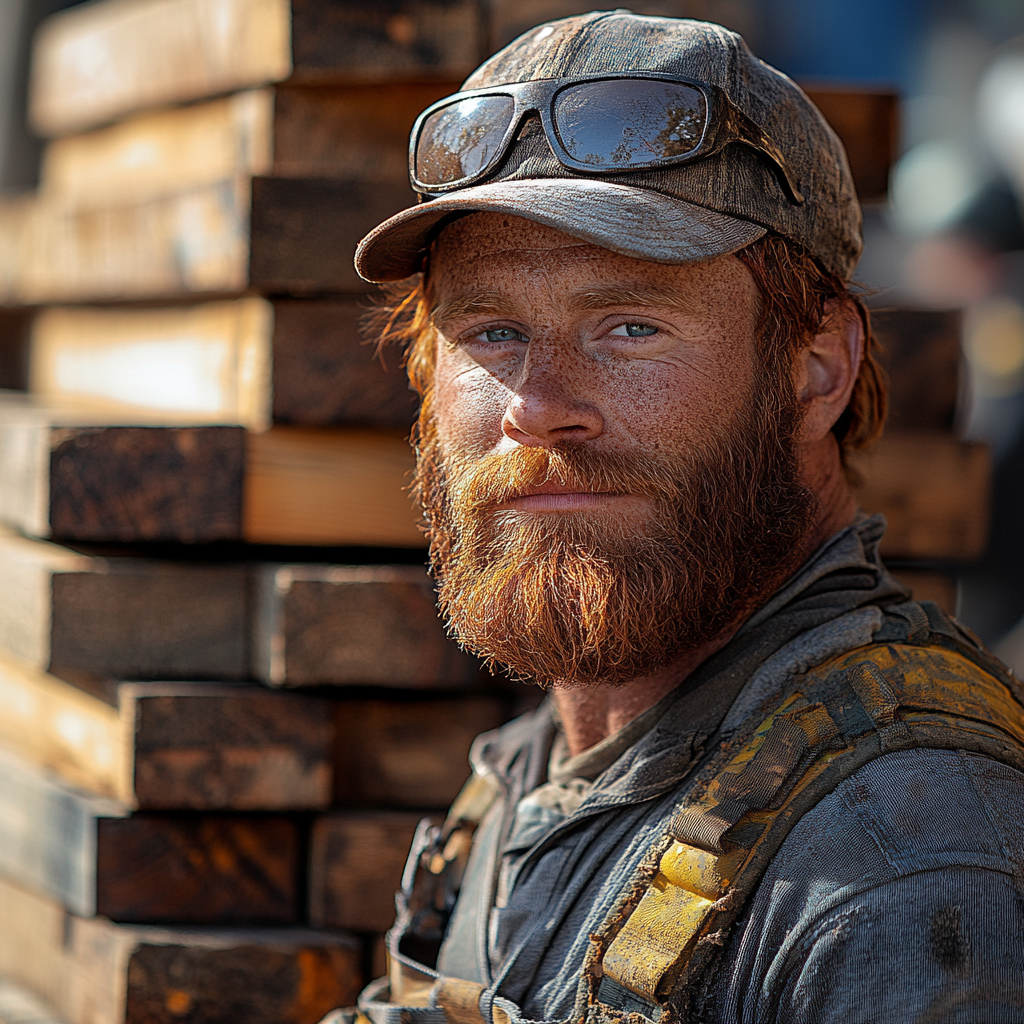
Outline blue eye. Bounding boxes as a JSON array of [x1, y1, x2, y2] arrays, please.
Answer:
[[625, 323, 656, 337], [481, 327, 527, 343], [609, 323, 658, 338]]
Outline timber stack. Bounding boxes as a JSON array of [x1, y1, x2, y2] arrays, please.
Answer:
[[0, 1, 990, 1022]]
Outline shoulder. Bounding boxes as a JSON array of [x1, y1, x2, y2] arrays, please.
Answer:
[[708, 748, 1024, 1024]]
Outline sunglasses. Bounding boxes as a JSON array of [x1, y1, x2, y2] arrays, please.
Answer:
[[410, 73, 804, 205]]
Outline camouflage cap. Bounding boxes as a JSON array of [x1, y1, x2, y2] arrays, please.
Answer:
[[355, 10, 862, 283]]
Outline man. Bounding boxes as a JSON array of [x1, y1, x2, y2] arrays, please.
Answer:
[[339, 12, 1024, 1024]]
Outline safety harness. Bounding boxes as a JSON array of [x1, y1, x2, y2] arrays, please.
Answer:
[[363, 600, 1024, 1024]]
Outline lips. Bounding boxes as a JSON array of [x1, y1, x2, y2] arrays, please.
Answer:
[[502, 481, 625, 510]]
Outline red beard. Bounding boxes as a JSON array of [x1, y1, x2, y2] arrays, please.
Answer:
[[415, 370, 815, 687]]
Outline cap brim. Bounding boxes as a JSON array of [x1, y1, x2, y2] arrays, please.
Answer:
[[355, 178, 767, 283]]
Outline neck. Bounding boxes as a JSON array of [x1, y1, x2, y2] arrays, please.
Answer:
[[551, 433, 856, 756]]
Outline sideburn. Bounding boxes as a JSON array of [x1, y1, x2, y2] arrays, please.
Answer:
[[417, 358, 815, 687]]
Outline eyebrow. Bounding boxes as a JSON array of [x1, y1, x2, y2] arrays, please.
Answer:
[[431, 292, 515, 326], [430, 285, 698, 326], [569, 286, 699, 313]]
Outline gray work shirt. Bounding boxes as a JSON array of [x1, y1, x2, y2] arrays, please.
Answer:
[[433, 516, 1024, 1023]]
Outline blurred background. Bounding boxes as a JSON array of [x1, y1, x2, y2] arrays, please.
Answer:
[[0, 1, 1019, 1022]]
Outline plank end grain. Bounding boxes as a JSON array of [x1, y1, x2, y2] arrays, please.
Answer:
[[853, 432, 991, 560], [333, 695, 507, 807], [0, 871, 362, 1024], [48, 426, 245, 543], [126, 683, 334, 810], [308, 811, 422, 932], [95, 815, 301, 925], [254, 564, 474, 686]]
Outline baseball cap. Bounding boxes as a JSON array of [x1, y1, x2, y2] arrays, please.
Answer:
[[355, 10, 862, 283]]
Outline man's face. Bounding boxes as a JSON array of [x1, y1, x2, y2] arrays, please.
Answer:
[[419, 213, 814, 685]]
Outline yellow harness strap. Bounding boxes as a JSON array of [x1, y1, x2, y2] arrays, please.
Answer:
[[586, 641, 1024, 1019]]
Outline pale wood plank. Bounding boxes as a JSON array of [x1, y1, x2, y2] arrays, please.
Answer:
[[40, 83, 455, 208], [0, 176, 412, 303], [28, 299, 416, 430], [244, 427, 421, 546], [30, 0, 482, 137]]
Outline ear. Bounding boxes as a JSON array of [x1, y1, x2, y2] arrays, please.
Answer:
[[794, 298, 864, 444]]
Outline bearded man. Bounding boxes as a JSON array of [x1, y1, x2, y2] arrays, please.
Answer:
[[333, 12, 1024, 1024]]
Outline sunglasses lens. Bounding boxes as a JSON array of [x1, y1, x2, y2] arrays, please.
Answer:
[[415, 95, 515, 187], [553, 80, 707, 167]]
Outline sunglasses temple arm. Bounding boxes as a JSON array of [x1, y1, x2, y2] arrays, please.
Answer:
[[728, 106, 805, 206]]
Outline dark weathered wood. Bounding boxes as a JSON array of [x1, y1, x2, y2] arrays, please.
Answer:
[[272, 300, 417, 428], [0, 653, 335, 809], [0, 872, 361, 1024], [0, 307, 30, 389], [0, 747, 303, 923], [873, 309, 962, 433], [253, 565, 476, 687], [249, 176, 414, 296], [0, 396, 245, 542], [803, 86, 899, 203], [272, 82, 456, 182], [0, 527, 247, 681], [128, 683, 334, 810], [95, 815, 300, 924], [31, 0, 484, 136], [0, 397, 421, 545], [333, 696, 507, 807], [852, 432, 991, 560], [309, 811, 422, 932]]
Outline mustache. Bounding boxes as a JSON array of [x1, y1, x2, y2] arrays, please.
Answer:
[[442, 442, 688, 511]]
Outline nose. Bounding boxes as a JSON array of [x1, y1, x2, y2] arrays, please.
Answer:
[[501, 354, 604, 447]]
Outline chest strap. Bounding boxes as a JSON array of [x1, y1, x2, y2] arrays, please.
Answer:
[[584, 637, 1024, 1021]]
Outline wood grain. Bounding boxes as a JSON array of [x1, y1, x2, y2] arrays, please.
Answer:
[[29, 299, 416, 430], [41, 82, 456, 208], [0, 176, 413, 303], [308, 811, 422, 931], [271, 299, 417, 428], [332, 696, 507, 807], [253, 565, 473, 686], [852, 432, 991, 560], [0, 747, 302, 923], [243, 428, 422, 547], [0, 873, 360, 1024], [0, 527, 247, 680], [0, 398, 420, 545], [0, 396, 245, 543], [873, 309, 962, 433], [128, 682, 334, 810], [0, 653, 334, 809], [30, 0, 483, 136]]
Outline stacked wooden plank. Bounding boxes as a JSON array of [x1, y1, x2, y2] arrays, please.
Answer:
[[0, 2, 517, 1022], [0, 0, 989, 1021]]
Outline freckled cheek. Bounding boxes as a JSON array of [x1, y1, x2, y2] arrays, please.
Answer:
[[432, 356, 511, 454], [611, 361, 746, 453]]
